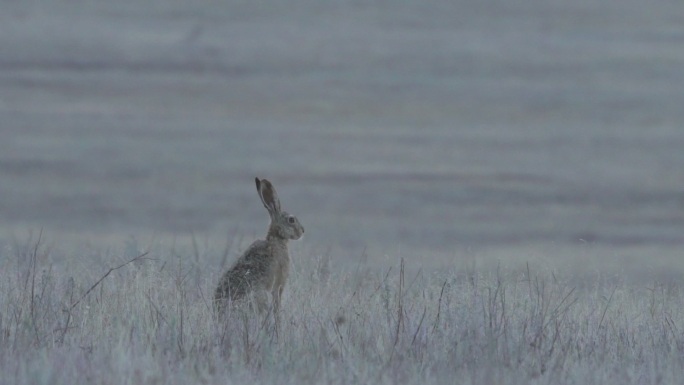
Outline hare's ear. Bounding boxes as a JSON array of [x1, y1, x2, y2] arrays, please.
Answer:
[[255, 177, 281, 214]]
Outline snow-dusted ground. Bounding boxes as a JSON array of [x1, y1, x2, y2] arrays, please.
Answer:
[[1, 0, 684, 271], [2, 2, 684, 384]]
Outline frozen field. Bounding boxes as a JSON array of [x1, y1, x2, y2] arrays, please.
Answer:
[[2, 1, 684, 384], [1, 0, 684, 271]]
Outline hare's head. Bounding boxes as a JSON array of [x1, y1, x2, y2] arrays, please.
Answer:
[[256, 177, 304, 240]]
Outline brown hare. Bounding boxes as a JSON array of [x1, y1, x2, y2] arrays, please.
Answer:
[[214, 177, 304, 317]]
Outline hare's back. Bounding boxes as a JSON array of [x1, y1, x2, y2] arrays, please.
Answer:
[[232, 240, 274, 282], [241, 240, 271, 263]]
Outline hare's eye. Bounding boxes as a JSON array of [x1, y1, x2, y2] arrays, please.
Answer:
[[287, 216, 296, 224]]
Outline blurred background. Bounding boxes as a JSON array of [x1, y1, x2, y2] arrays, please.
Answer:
[[1, 0, 683, 273]]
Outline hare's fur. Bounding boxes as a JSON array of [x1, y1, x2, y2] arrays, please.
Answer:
[[214, 178, 304, 316]]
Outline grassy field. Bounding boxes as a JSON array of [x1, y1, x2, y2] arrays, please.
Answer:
[[1, 234, 682, 385]]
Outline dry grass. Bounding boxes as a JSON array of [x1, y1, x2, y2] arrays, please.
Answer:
[[0, 234, 683, 385]]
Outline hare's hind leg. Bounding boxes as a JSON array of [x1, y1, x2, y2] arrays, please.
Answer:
[[268, 285, 285, 334], [272, 286, 281, 315], [243, 290, 271, 316]]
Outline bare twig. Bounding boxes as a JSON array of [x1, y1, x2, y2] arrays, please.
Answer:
[[392, 258, 405, 349], [598, 286, 616, 330], [432, 280, 447, 335], [29, 228, 43, 344], [68, 252, 150, 311], [411, 306, 427, 347], [57, 277, 76, 344]]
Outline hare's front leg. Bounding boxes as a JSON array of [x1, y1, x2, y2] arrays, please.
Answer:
[[270, 286, 279, 312], [270, 285, 285, 330]]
